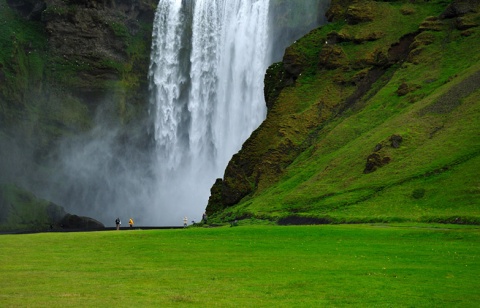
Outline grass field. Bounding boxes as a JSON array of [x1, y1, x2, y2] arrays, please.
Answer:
[[1, 224, 479, 307]]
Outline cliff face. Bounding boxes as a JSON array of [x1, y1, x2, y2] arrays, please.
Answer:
[[0, 0, 157, 231], [1, 0, 156, 136], [206, 0, 480, 223], [40, 0, 156, 101]]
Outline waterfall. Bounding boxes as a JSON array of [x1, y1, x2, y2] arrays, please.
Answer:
[[215, 0, 270, 166], [149, 0, 190, 173], [19, 0, 327, 227], [149, 0, 271, 224]]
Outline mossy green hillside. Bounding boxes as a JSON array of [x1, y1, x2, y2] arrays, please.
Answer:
[[211, 0, 480, 224]]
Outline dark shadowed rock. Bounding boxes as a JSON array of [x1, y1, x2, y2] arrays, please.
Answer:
[[58, 214, 104, 230], [206, 178, 224, 215], [283, 48, 305, 82], [325, 0, 352, 22], [390, 134, 403, 148], [0, 69, 5, 84], [264, 62, 288, 110], [440, 0, 480, 19], [6, 0, 157, 105], [6, 0, 46, 21], [364, 153, 391, 174]]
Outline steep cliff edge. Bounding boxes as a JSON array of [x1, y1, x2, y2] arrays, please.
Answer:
[[207, 0, 480, 224]]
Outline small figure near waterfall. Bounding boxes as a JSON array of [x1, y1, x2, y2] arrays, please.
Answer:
[[202, 212, 208, 224], [183, 216, 188, 228], [115, 217, 121, 230], [129, 218, 134, 229]]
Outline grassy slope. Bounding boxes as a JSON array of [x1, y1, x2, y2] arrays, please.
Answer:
[[217, 0, 480, 223], [1, 225, 479, 307]]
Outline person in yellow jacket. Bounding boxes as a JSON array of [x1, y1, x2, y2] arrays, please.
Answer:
[[129, 218, 134, 229]]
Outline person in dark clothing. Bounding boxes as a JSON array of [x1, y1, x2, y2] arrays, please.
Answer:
[[115, 217, 121, 230]]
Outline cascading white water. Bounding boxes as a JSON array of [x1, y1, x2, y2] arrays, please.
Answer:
[[188, 0, 222, 172], [149, 0, 271, 224], [149, 0, 188, 173], [215, 0, 270, 167]]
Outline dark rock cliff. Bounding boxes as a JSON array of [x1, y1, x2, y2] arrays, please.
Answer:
[[39, 0, 156, 102], [0, 0, 157, 230], [1, 0, 157, 167], [2, 0, 157, 129]]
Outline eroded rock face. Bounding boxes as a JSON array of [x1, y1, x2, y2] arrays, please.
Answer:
[[7, 0, 156, 101], [41, 0, 155, 60]]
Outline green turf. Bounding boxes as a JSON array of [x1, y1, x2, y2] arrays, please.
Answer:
[[1, 224, 479, 307]]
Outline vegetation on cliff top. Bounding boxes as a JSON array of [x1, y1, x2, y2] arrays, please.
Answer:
[[208, 0, 480, 225]]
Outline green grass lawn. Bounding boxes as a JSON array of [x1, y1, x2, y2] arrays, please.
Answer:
[[1, 224, 479, 307]]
